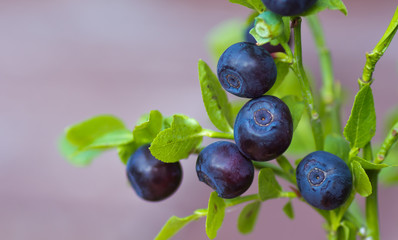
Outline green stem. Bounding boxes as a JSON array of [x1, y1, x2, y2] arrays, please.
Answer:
[[363, 142, 380, 240], [291, 17, 324, 150], [360, 7, 398, 86], [375, 121, 398, 164], [306, 15, 342, 134], [225, 194, 260, 207], [365, 170, 380, 240], [276, 155, 296, 183], [279, 191, 297, 198], [202, 129, 234, 140]]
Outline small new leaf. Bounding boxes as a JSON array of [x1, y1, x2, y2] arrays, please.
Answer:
[[281, 95, 305, 132], [58, 134, 104, 167], [155, 209, 207, 240], [66, 115, 129, 147], [352, 156, 389, 170], [206, 192, 226, 239], [283, 201, 294, 220], [258, 168, 282, 201], [133, 110, 163, 145], [117, 141, 140, 165], [344, 85, 376, 149], [198, 60, 234, 133], [302, 0, 347, 16], [237, 201, 261, 234], [150, 114, 203, 163], [85, 129, 133, 149], [352, 160, 372, 197]]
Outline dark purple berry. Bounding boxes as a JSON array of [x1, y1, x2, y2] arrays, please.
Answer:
[[196, 141, 254, 199], [234, 95, 293, 161], [217, 42, 277, 98], [126, 144, 182, 201], [296, 151, 353, 210], [261, 0, 318, 16]]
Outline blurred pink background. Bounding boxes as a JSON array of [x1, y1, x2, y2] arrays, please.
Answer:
[[1, 0, 398, 239]]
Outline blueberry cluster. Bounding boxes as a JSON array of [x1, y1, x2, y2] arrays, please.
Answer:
[[125, 0, 355, 208], [196, 41, 293, 199]]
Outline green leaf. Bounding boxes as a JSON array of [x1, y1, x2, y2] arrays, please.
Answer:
[[302, 0, 347, 16], [155, 209, 207, 240], [352, 156, 389, 170], [343, 85, 376, 148], [371, 7, 398, 61], [281, 95, 305, 131], [150, 114, 203, 163], [324, 134, 350, 161], [231, 100, 247, 120], [237, 201, 261, 234], [85, 129, 133, 149], [162, 115, 174, 130], [206, 19, 245, 63], [133, 110, 163, 145], [352, 160, 372, 197], [271, 62, 291, 92], [117, 141, 140, 165], [276, 156, 294, 176], [286, 114, 316, 155], [198, 60, 234, 133], [282, 201, 294, 219], [58, 134, 104, 167], [258, 168, 282, 201], [66, 115, 129, 147], [268, 67, 301, 98], [229, 0, 266, 12], [206, 192, 226, 239]]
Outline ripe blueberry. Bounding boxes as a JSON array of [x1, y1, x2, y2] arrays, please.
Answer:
[[217, 42, 277, 98], [234, 95, 293, 161], [261, 0, 317, 16], [245, 22, 285, 54], [196, 141, 254, 199], [296, 151, 353, 210], [126, 144, 182, 201]]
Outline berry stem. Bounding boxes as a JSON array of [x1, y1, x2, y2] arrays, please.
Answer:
[[291, 17, 324, 150], [201, 129, 234, 140], [306, 15, 342, 134], [252, 161, 294, 184], [224, 194, 260, 207], [375, 121, 398, 164]]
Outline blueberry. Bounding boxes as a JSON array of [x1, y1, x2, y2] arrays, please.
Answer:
[[217, 42, 277, 98], [296, 151, 353, 210], [234, 95, 293, 161], [126, 144, 182, 201], [261, 0, 318, 16], [244, 22, 290, 54], [196, 141, 254, 199]]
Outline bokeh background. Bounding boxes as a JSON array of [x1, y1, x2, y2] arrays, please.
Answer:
[[1, 0, 398, 239]]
